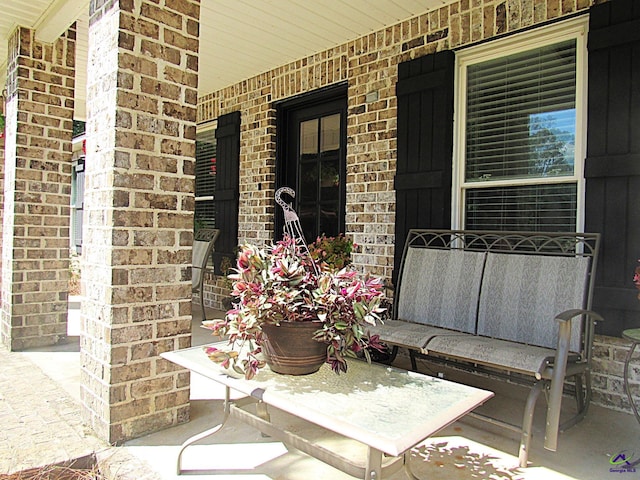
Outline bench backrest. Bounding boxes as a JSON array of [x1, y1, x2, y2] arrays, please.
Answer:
[[477, 252, 589, 351], [192, 228, 220, 290], [396, 229, 600, 354], [396, 247, 486, 334]]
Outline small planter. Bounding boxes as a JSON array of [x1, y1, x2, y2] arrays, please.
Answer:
[[261, 321, 326, 375]]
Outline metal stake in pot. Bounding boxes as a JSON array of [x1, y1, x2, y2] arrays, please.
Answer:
[[275, 187, 319, 275]]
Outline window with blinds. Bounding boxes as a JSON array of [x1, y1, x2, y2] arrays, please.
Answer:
[[456, 18, 586, 233], [195, 128, 216, 230], [465, 183, 577, 231]]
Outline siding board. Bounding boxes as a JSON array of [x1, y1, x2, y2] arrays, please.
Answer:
[[394, 50, 454, 284], [586, 0, 640, 335], [631, 43, 640, 153], [587, 49, 609, 157], [608, 46, 631, 154], [212, 110, 240, 275]]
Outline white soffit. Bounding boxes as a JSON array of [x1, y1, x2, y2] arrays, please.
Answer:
[[199, 0, 452, 91], [0, 0, 52, 82], [0, 0, 88, 98], [1, 0, 453, 119]]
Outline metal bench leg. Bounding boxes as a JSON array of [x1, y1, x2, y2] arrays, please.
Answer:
[[582, 369, 592, 417], [559, 371, 591, 432], [409, 350, 418, 371], [519, 380, 544, 468], [199, 283, 207, 322], [544, 320, 572, 453], [574, 373, 584, 414], [388, 345, 399, 364]]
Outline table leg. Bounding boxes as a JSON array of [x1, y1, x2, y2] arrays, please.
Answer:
[[365, 447, 382, 479], [624, 342, 640, 425], [403, 451, 419, 480], [176, 386, 232, 475], [256, 401, 271, 438]]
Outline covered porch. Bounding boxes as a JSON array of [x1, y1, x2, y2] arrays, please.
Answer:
[[4, 299, 639, 479], [1, 0, 640, 470]]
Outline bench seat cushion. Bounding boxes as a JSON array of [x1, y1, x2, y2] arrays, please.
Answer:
[[424, 334, 580, 378], [367, 319, 465, 353]]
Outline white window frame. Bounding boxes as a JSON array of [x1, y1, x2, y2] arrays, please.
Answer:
[[195, 121, 217, 202], [195, 121, 218, 266], [452, 16, 589, 231]]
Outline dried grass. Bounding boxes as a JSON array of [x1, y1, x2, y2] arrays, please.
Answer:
[[0, 457, 105, 480]]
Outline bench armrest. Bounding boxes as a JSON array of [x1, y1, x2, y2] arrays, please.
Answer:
[[555, 308, 604, 324], [545, 308, 603, 452]]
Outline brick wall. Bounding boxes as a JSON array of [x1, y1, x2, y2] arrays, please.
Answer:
[[198, 1, 599, 278], [1, 26, 75, 350], [81, 0, 200, 443], [195, 0, 598, 301], [195, 0, 636, 414], [593, 335, 640, 413]]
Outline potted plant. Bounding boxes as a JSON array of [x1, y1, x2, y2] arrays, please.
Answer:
[[202, 234, 386, 379], [308, 234, 354, 271]]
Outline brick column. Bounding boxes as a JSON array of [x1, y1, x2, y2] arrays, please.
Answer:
[[1, 26, 75, 350], [0, 97, 5, 291], [81, 0, 200, 442]]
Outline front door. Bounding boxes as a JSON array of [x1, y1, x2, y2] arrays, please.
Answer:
[[277, 86, 347, 243]]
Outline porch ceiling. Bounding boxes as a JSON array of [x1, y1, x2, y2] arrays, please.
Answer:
[[1, 0, 451, 119]]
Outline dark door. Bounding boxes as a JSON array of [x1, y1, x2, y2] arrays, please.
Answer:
[[276, 85, 347, 243]]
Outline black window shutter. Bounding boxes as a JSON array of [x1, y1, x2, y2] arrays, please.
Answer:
[[394, 50, 455, 284], [213, 111, 241, 275], [586, 0, 640, 336]]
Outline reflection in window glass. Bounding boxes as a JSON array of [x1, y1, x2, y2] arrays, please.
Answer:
[[299, 204, 316, 241], [321, 114, 340, 153], [300, 162, 318, 202], [465, 39, 576, 183], [528, 109, 575, 177], [300, 119, 318, 157], [319, 205, 340, 238], [320, 158, 339, 188], [465, 183, 577, 232]]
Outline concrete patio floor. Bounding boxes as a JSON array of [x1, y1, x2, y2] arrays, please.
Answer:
[[8, 299, 640, 480]]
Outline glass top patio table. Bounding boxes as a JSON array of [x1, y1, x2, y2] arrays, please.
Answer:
[[162, 342, 494, 458]]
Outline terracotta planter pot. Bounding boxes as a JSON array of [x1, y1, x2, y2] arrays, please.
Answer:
[[261, 321, 327, 375]]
